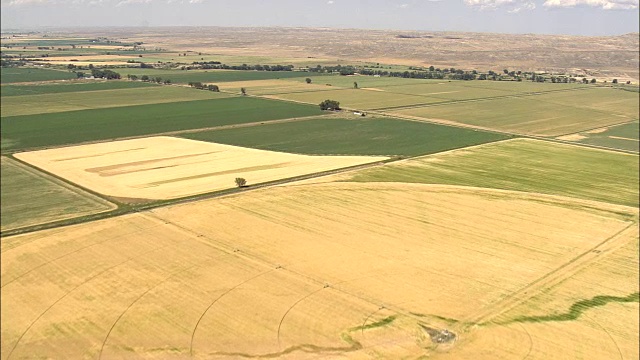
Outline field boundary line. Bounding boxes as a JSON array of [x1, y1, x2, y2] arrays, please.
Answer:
[[464, 222, 638, 326]]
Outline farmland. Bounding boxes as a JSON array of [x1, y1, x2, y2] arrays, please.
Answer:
[[122, 69, 311, 83], [1, 86, 233, 117], [0, 67, 76, 83], [1, 97, 321, 152], [349, 139, 639, 207], [1, 28, 639, 360], [14, 136, 387, 201], [2, 181, 636, 358], [268, 88, 441, 110], [0, 157, 115, 231], [0, 80, 156, 97], [390, 93, 637, 136], [182, 117, 510, 156], [565, 121, 640, 153]]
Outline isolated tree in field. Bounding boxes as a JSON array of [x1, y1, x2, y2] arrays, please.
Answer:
[[319, 99, 340, 111], [590, 78, 596, 84], [353, 81, 358, 89], [235, 177, 247, 187], [305, 78, 312, 84], [240, 87, 247, 95], [207, 84, 219, 92], [612, 79, 618, 84]]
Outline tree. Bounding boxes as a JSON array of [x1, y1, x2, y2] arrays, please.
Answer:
[[240, 87, 247, 95], [353, 81, 358, 89], [76, 71, 85, 78], [235, 177, 247, 187], [141, 75, 150, 82], [305, 78, 312, 84], [590, 78, 596, 84], [207, 84, 220, 92], [612, 79, 618, 84], [319, 99, 340, 111], [129, 75, 138, 81]]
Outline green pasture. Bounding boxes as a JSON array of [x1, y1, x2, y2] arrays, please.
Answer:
[[577, 121, 639, 152], [217, 80, 336, 95], [271, 88, 441, 110], [392, 96, 633, 136], [123, 69, 311, 83], [181, 117, 510, 157], [1, 97, 321, 151], [0, 67, 76, 83], [0, 157, 115, 231], [350, 138, 639, 207], [532, 87, 640, 120], [1, 86, 233, 117], [0, 80, 156, 96]]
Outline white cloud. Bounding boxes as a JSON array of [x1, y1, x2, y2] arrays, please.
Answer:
[[327, 0, 334, 4], [543, 0, 638, 9], [399, 3, 409, 7], [464, 0, 536, 11]]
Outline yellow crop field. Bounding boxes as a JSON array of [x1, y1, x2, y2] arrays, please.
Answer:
[[14, 136, 387, 201], [2, 182, 636, 359]]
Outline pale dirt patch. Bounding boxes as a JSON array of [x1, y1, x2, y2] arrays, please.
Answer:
[[556, 134, 587, 141], [33, 60, 132, 66], [586, 127, 609, 134], [14, 137, 387, 201], [2, 182, 635, 359], [609, 135, 640, 142], [362, 87, 385, 92]]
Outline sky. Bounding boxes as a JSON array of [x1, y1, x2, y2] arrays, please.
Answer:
[[1, 0, 638, 36]]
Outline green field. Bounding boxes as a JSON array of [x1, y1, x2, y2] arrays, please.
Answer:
[[350, 138, 639, 207], [0, 67, 77, 83], [181, 117, 511, 156], [123, 69, 311, 83], [392, 94, 636, 136], [577, 121, 640, 152], [271, 88, 441, 110], [1, 85, 233, 117], [534, 87, 640, 119], [0, 80, 156, 96], [0, 157, 115, 231], [1, 97, 322, 151]]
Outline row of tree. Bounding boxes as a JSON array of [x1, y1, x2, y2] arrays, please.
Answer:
[[187, 81, 220, 92]]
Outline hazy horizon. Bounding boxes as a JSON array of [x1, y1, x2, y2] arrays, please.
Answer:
[[1, 0, 638, 36]]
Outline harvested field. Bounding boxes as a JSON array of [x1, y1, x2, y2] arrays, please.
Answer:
[[14, 136, 387, 201], [0, 67, 76, 84], [0, 157, 115, 232], [1, 97, 321, 151], [2, 182, 636, 359], [269, 88, 441, 110], [182, 117, 510, 156], [349, 138, 639, 207], [0, 86, 233, 117]]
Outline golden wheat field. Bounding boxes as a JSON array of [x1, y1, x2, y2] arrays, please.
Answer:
[[2, 181, 637, 359], [14, 136, 387, 202]]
